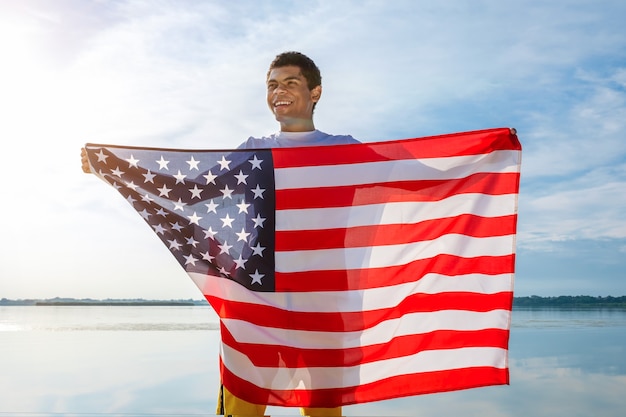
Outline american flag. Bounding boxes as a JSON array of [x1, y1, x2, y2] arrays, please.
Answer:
[[85, 127, 521, 407]]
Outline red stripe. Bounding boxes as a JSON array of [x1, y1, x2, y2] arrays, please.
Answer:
[[222, 326, 509, 368], [349, 366, 509, 405], [275, 254, 515, 292], [207, 291, 512, 332], [276, 172, 520, 209], [272, 127, 521, 168], [276, 214, 517, 251], [222, 364, 509, 408]]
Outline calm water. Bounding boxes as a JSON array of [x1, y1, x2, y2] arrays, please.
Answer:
[[1, 306, 625, 416]]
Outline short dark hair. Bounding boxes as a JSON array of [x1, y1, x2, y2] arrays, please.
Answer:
[[267, 51, 322, 90]]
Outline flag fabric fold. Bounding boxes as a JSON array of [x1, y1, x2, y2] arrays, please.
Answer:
[[85, 127, 521, 407]]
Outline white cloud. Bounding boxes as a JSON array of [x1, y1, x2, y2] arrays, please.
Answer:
[[519, 176, 626, 244]]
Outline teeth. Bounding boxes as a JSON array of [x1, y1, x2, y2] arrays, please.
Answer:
[[275, 101, 291, 106]]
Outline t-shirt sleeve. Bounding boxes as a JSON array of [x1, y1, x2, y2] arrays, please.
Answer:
[[237, 137, 267, 149], [339, 135, 360, 144]]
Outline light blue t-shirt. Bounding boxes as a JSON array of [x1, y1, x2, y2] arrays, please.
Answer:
[[238, 130, 359, 149]]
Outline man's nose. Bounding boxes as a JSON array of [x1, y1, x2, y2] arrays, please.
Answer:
[[274, 84, 287, 94]]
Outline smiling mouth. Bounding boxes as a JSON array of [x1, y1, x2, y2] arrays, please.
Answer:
[[274, 100, 292, 107]]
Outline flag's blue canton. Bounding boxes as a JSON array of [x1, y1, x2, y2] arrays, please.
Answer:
[[89, 146, 276, 292]]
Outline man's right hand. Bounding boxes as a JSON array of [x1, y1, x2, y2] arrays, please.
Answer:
[[81, 147, 92, 173]]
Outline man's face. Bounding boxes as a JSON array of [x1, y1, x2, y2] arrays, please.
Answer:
[[266, 65, 321, 127]]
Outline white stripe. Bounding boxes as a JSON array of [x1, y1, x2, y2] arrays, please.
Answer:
[[189, 272, 512, 313], [223, 344, 507, 390], [222, 309, 511, 349], [276, 193, 517, 231], [276, 234, 515, 273], [275, 150, 521, 190]]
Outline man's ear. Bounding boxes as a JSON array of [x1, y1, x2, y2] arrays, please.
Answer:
[[311, 85, 322, 102]]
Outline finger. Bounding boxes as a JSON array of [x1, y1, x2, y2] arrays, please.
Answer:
[[81, 147, 92, 173]]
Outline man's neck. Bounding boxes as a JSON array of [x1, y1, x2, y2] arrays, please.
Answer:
[[279, 118, 315, 132]]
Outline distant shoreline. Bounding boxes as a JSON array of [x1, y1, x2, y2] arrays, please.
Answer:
[[2, 296, 625, 308], [0, 298, 209, 307], [33, 301, 197, 306], [513, 295, 626, 308]]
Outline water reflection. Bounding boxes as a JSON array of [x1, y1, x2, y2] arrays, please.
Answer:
[[512, 307, 626, 328], [1, 307, 625, 416]]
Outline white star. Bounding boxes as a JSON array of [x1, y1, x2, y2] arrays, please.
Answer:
[[184, 254, 198, 266], [234, 170, 248, 184], [250, 269, 264, 285], [235, 227, 250, 242], [143, 170, 156, 183], [251, 184, 265, 199], [250, 243, 265, 257], [233, 255, 247, 270], [186, 236, 199, 247], [173, 170, 187, 184], [111, 166, 124, 177], [217, 155, 231, 171], [153, 223, 166, 234], [252, 213, 266, 228], [186, 156, 200, 171], [201, 251, 214, 262], [156, 208, 168, 216], [248, 155, 263, 170], [170, 222, 184, 231], [218, 240, 233, 255], [156, 156, 170, 170], [157, 184, 172, 197], [168, 239, 182, 250], [203, 227, 218, 239], [219, 266, 230, 276], [126, 154, 139, 168], [220, 185, 234, 199], [125, 181, 138, 191], [205, 199, 219, 213], [187, 211, 202, 225], [95, 149, 108, 163], [126, 195, 136, 205], [189, 184, 203, 199], [173, 198, 186, 211], [220, 214, 234, 228], [141, 193, 153, 203], [139, 209, 150, 220], [236, 200, 250, 214], [203, 170, 217, 185]]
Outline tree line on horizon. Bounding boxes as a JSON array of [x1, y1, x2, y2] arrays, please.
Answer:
[[513, 295, 626, 307]]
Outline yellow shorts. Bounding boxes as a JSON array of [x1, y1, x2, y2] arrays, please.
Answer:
[[216, 385, 342, 416]]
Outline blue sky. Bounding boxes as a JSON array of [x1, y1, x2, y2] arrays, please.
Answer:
[[1, 0, 625, 299]]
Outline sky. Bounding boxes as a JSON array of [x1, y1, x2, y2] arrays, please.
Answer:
[[1, 0, 625, 300]]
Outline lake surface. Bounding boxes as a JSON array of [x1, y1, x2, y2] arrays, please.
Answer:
[[1, 306, 625, 416]]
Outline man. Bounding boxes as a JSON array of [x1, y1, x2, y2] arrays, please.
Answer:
[[81, 51, 357, 416], [221, 51, 357, 417]]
